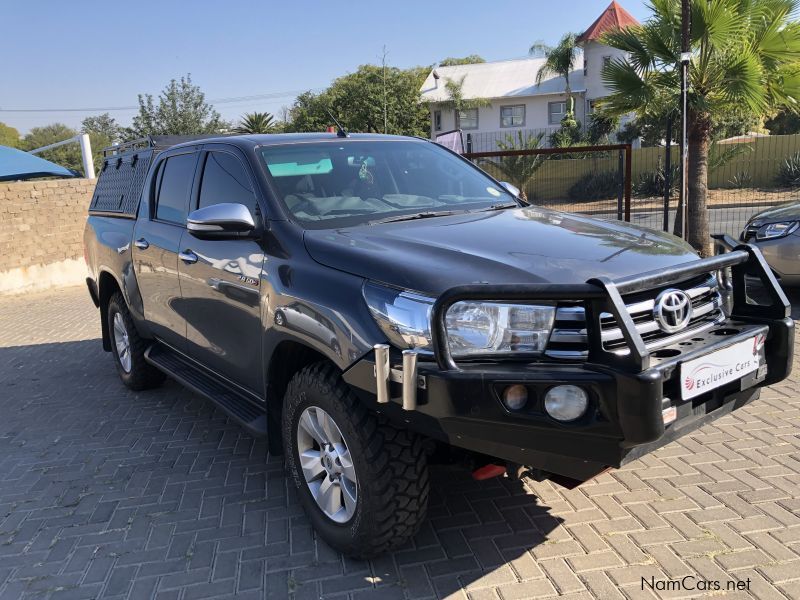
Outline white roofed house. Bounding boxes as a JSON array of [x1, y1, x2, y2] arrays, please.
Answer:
[[420, 57, 586, 152], [419, 1, 640, 152]]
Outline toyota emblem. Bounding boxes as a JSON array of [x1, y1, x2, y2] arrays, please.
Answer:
[[653, 289, 692, 333]]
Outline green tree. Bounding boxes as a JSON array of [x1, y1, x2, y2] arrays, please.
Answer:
[[82, 113, 122, 171], [126, 74, 225, 138], [0, 122, 20, 148], [22, 123, 82, 173], [439, 55, 486, 66], [530, 33, 582, 124], [478, 132, 546, 201], [599, 0, 800, 254], [286, 65, 430, 136], [235, 112, 276, 134], [766, 109, 800, 134], [285, 91, 330, 132], [586, 113, 620, 144]]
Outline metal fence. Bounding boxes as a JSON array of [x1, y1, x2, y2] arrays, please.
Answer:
[[464, 128, 565, 154], [465, 132, 800, 239], [464, 144, 633, 221]]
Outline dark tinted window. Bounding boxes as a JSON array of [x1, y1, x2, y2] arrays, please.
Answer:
[[259, 140, 513, 229], [155, 153, 196, 224], [198, 151, 257, 215]]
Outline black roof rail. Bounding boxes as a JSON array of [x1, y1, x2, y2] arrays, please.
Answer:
[[101, 134, 227, 158]]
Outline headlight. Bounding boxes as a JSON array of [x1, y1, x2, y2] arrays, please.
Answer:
[[756, 221, 799, 240], [363, 283, 556, 357], [363, 282, 434, 351], [445, 301, 555, 356]]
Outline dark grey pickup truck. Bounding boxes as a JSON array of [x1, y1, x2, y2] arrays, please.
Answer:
[[84, 132, 794, 557]]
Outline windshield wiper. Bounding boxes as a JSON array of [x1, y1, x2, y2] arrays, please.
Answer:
[[369, 210, 459, 225], [474, 202, 520, 212]]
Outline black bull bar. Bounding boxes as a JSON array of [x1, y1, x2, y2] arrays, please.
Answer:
[[430, 238, 791, 373]]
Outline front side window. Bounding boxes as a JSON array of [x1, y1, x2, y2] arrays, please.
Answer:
[[548, 101, 567, 125], [500, 105, 525, 128], [456, 108, 478, 130], [259, 140, 513, 230], [155, 153, 196, 224], [198, 151, 258, 216]]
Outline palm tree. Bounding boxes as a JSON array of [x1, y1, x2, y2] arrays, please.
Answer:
[[437, 75, 491, 126], [235, 112, 276, 134], [599, 0, 800, 254], [530, 33, 582, 124], [478, 131, 547, 201]]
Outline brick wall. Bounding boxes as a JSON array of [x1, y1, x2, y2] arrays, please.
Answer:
[[0, 179, 96, 294]]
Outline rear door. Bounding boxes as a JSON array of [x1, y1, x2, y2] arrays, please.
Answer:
[[132, 149, 199, 351], [177, 145, 265, 394]]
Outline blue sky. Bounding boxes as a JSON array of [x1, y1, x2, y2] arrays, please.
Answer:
[[0, 0, 649, 134]]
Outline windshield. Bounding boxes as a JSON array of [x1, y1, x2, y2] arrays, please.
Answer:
[[259, 139, 514, 229]]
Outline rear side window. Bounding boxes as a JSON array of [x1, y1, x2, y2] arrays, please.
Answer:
[[155, 153, 196, 224], [198, 151, 257, 216]]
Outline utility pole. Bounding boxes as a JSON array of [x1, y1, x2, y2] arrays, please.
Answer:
[[679, 0, 691, 240]]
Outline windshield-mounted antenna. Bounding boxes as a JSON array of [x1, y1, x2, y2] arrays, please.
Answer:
[[325, 108, 349, 138]]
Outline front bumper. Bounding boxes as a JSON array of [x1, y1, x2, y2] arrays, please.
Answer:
[[343, 242, 794, 482]]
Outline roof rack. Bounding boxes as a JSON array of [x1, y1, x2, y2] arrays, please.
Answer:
[[101, 134, 225, 158]]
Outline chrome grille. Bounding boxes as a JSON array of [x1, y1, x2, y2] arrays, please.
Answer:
[[545, 274, 725, 360], [546, 305, 589, 359]]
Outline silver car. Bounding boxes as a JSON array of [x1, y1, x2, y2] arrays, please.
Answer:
[[741, 202, 800, 285]]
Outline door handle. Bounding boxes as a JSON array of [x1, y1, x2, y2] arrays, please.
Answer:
[[134, 238, 149, 250], [179, 250, 199, 264]]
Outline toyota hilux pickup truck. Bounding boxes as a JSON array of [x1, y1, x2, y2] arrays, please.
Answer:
[[84, 132, 794, 557]]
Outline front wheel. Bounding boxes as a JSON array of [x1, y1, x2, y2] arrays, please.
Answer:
[[282, 362, 429, 558]]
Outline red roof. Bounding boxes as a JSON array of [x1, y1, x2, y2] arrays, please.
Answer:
[[577, 1, 640, 44]]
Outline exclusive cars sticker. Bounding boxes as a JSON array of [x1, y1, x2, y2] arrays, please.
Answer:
[[680, 334, 766, 400]]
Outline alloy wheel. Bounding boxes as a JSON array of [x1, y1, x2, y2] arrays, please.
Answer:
[[112, 312, 132, 373], [296, 406, 358, 523]]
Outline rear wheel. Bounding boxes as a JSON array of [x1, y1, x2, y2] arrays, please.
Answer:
[[282, 362, 429, 558], [107, 292, 165, 391]]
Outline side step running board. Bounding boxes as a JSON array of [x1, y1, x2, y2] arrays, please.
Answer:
[[145, 343, 268, 437]]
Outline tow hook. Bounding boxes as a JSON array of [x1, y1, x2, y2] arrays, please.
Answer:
[[471, 464, 506, 480]]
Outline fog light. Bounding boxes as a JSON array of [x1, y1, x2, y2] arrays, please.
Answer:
[[544, 385, 588, 422], [502, 384, 528, 411]]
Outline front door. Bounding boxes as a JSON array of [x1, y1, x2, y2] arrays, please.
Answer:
[[178, 146, 265, 394], [132, 149, 199, 351]]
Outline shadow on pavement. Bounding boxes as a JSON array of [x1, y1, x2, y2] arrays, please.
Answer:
[[0, 339, 563, 598]]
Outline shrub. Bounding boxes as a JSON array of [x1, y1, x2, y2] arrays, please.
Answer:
[[548, 120, 583, 150], [568, 171, 620, 200], [776, 152, 800, 187], [634, 164, 680, 198], [728, 171, 752, 189]]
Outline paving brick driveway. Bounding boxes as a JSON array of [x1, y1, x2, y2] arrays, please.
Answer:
[[1, 287, 800, 600]]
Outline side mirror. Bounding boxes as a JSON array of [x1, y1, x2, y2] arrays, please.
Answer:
[[187, 203, 256, 239], [499, 181, 521, 199]]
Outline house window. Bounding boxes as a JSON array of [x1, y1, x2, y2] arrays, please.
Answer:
[[456, 108, 479, 130], [548, 101, 567, 125], [603, 56, 612, 69], [584, 56, 588, 76], [500, 105, 525, 128], [434, 110, 442, 131]]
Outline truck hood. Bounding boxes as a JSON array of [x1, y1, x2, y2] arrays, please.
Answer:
[[303, 207, 699, 295]]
